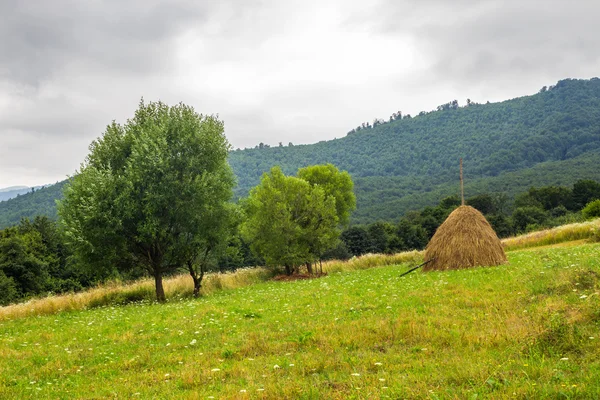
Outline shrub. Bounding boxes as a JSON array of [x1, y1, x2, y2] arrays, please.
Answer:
[[582, 199, 600, 219]]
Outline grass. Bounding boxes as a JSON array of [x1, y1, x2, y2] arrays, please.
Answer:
[[502, 218, 600, 251], [1, 242, 600, 399], [2, 217, 599, 321]]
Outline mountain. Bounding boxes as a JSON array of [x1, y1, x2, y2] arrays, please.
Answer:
[[228, 78, 600, 223], [2, 77, 600, 227], [0, 186, 31, 201], [0, 181, 66, 227], [0, 186, 28, 192]]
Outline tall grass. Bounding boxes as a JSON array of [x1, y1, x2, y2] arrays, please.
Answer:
[[0, 268, 272, 321], [502, 218, 600, 251], [2, 219, 599, 321]]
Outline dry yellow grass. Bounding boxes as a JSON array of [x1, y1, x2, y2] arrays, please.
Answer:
[[0, 267, 271, 321], [3, 218, 598, 321], [502, 218, 600, 251]]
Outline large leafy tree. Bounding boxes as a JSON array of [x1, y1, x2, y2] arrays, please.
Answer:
[[59, 100, 234, 302], [241, 167, 339, 275]]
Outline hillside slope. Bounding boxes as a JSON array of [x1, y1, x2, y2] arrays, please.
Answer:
[[2, 78, 600, 227], [0, 181, 66, 228], [229, 78, 600, 222], [1, 242, 599, 398]]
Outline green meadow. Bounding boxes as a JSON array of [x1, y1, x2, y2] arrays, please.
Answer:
[[1, 242, 600, 399]]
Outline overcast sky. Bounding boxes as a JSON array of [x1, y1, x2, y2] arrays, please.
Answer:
[[1, 0, 599, 188]]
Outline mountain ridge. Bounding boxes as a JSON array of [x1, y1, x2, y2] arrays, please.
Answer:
[[2, 77, 600, 227]]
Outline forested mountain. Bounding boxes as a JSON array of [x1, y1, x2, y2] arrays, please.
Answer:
[[228, 78, 600, 223], [2, 78, 600, 227], [0, 186, 31, 202], [0, 182, 66, 228]]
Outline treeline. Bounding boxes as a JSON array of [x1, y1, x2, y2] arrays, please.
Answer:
[[336, 179, 600, 258], [4, 78, 600, 227], [227, 77, 600, 222], [3, 176, 599, 306], [0, 216, 92, 305]]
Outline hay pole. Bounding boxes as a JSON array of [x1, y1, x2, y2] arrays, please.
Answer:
[[399, 258, 435, 278], [460, 158, 464, 205]]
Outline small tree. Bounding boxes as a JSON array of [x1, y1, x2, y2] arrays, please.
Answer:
[[582, 199, 600, 220], [241, 167, 338, 275], [59, 100, 234, 302]]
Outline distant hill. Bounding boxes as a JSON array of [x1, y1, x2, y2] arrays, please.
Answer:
[[0, 186, 28, 192], [228, 78, 600, 223], [2, 77, 600, 227], [0, 186, 31, 202], [0, 182, 66, 227]]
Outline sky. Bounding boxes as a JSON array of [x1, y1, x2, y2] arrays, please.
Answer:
[[1, 0, 599, 188]]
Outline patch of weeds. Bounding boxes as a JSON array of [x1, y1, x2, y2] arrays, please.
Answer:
[[531, 312, 582, 356], [293, 331, 314, 345], [571, 269, 599, 290], [221, 348, 237, 359]]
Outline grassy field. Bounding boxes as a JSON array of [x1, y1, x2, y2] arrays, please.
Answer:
[[1, 241, 599, 399]]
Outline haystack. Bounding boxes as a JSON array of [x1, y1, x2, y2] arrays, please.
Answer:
[[423, 205, 506, 271]]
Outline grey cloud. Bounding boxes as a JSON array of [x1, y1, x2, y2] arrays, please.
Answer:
[[363, 0, 600, 87], [0, 0, 211, 86]]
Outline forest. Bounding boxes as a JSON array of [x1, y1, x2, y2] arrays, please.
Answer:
[[3, 78, 600, 227]]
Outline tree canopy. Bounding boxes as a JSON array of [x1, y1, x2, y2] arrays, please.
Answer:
[[58, 100, 235, 301], [241, 166, 349, 275]]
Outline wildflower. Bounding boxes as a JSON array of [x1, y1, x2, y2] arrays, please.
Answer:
[[351, 373, 360, 376], [273, 365, 280, 369], [560, 357, 569, 361], [211, 368, 220, 372], [374, 362, 382, 366], [189, 339, 197, 345]]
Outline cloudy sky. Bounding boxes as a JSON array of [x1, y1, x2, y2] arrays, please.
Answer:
[[1, 0, 599, 188]]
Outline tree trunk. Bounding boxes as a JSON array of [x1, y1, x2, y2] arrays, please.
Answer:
[[305, 262, 313, 275], [192, 274, 201, 298], [285, 264, 292, 275], [154, 273, 166, 303]]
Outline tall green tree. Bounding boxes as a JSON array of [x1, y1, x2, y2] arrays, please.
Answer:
[[241, 167, 339, 275], [59, 100, 234, 302]]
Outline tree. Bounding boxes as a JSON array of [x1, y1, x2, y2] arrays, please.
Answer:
[[582, 199, 600, 219], [571, 180, 600, 210], [467, 193, 496, 215], [297, 164, 356, 226], [512, 207, 548, 232], [59, 100, 234, 302], [241, 167, 339, 275]]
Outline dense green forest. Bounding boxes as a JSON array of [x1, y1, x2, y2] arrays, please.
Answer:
[[228, 78, 600, 223], [2, 77, 600, 228], [0, 182, 65, 228]]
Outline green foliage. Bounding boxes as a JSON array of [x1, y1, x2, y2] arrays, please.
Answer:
[[0, 182, 66, 229], [297, 164, 356, 226], [582, 199, 600, 219], [58, 100, 235, 301], [0, 217, 86, 305], [228, 78, 600, 223], [5, 79, 600, 226], [510, 207, 549, 232], [572, 179, 600, 210], [241, 166, 341, 274]]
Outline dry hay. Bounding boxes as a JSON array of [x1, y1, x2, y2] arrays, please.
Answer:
[[423, 205, 507, 271]]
